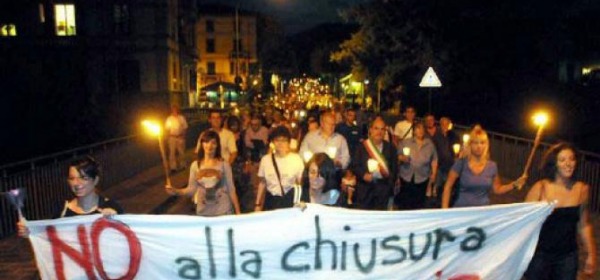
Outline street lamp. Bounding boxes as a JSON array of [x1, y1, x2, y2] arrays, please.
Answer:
[[142, 120, 171, 186], [522, 111, 550, 179]]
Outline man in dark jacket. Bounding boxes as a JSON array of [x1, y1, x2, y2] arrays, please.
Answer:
[[352, 116, 397, 210]]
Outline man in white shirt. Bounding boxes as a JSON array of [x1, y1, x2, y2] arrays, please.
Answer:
[[393, 106, 416, 147], [165, 106, 188, 172], [196, 110, 238, 164], [299, 111, 350, 169]]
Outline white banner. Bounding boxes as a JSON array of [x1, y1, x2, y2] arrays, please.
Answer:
[[27, 203, 553, 280]]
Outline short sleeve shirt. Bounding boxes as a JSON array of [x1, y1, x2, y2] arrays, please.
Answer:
[[218, 129, 238, 162], [452, 159, 498, 207], [258, 153, 304, 196], [394, 120, 413, 140]]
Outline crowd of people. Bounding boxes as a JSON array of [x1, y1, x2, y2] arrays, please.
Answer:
[[16, 102, 597, 279]]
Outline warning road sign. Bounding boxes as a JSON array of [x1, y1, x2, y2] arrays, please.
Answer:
[[419, 67, 442, 88]]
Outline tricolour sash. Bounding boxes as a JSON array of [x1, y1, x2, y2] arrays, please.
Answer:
[[363, 139, 390, 177]]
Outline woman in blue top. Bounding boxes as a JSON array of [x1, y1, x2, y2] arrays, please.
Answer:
[[441, 125, 525, 208]]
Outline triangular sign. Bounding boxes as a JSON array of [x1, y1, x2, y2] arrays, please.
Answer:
[[419, 67, 442, 88]]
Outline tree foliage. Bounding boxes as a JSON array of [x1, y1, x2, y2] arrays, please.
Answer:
[[331, 0, 450, 90]]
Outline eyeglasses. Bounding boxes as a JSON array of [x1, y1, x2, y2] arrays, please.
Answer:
[[67, 176, 93, 182]]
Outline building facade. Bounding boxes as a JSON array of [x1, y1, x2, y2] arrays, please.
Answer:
[[196, 5, 258, 94], [0, 0, 197, 108], [0, 0, 197, 161]]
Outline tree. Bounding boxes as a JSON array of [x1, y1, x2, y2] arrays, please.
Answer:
[[257, 15, 298, 77], [331, 0, 450, 93]]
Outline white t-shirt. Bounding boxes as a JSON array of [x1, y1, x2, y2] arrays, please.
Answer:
[[394, 120, 413, 140], [195, 128, 238, 162], [165, 115, 188, 136], [258, 152, 304, 196]]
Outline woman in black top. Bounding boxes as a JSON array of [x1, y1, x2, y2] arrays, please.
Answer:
[[18, 156, 123, 236], [524, 143, 596, 279]]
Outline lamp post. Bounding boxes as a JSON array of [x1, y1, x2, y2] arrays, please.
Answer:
[[233, 2, 244, 95], [522, 111, 549, 178], [142, 120, 171, 186]]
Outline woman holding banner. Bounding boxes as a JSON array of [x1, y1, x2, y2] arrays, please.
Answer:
[[301, 153, 341, 205], [524, 143, 596, 279], [17, 156, 123, 237], [441, 125, 525, 208], [166, 131, 241, 216]]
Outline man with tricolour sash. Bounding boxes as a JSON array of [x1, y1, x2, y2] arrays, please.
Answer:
[[352, 116, 397, 210]]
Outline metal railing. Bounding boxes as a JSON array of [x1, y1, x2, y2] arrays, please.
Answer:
[[453, 124, 600, 212], [0, 108, 209, 239], [2, 109, 599, 239], [0, 136, 161, 238]]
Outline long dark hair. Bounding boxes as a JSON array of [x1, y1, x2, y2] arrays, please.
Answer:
[[301, 153, 340, 194], [69, 156, 101, 179], [197, 130, 222, 160], [540, 142, 579, 181]]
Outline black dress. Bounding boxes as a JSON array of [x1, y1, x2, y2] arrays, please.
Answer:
[[53, 195, 124, 218]]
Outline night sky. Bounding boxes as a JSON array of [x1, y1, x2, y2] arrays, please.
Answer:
[[198, 0, 370, 34]]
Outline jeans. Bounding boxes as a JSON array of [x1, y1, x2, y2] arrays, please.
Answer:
[[524, 250, 578, 280]]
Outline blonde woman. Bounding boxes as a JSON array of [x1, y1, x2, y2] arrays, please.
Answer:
[[441, 125, 526, 208]]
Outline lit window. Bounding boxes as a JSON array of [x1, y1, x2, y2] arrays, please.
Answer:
[[1, 24, 17, 36], [54, 4, 76, 36]]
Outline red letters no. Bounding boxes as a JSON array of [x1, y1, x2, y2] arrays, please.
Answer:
[[47, 218, 142, 280], [48, 225, 96, 280], [91, 218, 142, 280]]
